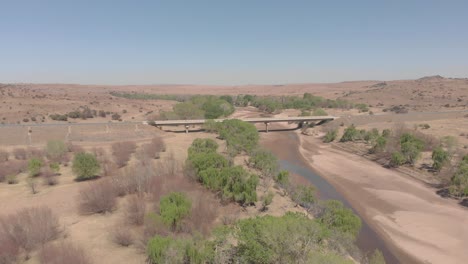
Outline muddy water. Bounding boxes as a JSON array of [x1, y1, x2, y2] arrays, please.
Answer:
[[261, 131, 400, 264]]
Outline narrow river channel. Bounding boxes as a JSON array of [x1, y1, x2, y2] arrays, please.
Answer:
[[261, 131, 400, 264]]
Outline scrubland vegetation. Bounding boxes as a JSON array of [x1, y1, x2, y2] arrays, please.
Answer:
[[323, 122, 468, 202]]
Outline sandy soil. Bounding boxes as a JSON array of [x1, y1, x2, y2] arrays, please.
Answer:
[[296, 134, 468, 264]]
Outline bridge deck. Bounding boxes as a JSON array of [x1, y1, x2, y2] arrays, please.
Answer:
[[148, 116, 337, 126]]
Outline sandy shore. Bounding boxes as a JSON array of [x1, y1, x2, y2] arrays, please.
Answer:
[[296, 133, 468, 264]]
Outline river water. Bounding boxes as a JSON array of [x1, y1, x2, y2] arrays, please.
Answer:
[[261, 131, 400, 264]]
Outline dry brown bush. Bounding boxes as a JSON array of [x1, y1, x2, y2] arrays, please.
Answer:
[[79, 179, 117, 214], [187, 193, 218, 235], [41, 167, 58, 186], [150, 136, 166, 152], [0, 160, 27, 182], [0, 234, 19, 264], [13, 148, 27, 160], [125, 195, 146, 226], [110, 163, 155, 196], [39, 242, 92, 264], [99, 157, 118, 177], [67, 143, 84, 153], [111, 226, 133, 247], [112, 141, 137, 168], [138, 137, 166, 160], [27, 147, 45, 159], [0, 206, 60, 254], [0, 150, 8, 163]]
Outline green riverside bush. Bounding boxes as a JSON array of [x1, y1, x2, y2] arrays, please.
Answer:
[[72, 152, 100, 180]]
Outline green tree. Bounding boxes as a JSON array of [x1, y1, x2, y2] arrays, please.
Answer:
[[188, 138, 219, 157], [147, 235, 214, 264], [159, 192, 192, 231], [323, 130, 338, 143], [235, 213, 329, 263], [28, 158, 43, 177], [370, 136, 387, 153], [318, 200, 362, 238], [202, 119, 220, 133], [72, 152, 100, 180], [292, 185, 316, 208], [189, 152, 228, 175], [202, 98, 234, 119], [390, 152, 405, 167], [221, 166, 258, 205], [450, 159, 468, 197], [340, 125, 358, 142], [173, 102, 205, 119], [261, 191, 274, 211], [312, 108, 328, 116], [218, 119, 259, 155], [275, 170, 290, 188], [432, 147, 450, 171], [249, 148, 279, 178], [368, 249, 386, 264]]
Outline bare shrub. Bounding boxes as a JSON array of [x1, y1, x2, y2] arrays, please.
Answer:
[[111, 226, 133, 247], [138, 137, 166, 160], [125, 195, 146, 226], [67, 143, 84, 153], [112, 141, 137, 168], [79, 179, 117, 214], [42, 167, 58, 186], [0, 207, 60, 253], [13, 148, 27, 160], [39, 242, 92, 264], [27, 147, 45, 159], [111, 163, 155, 196], [0, 150, 8, 162], [0, 160, 27, 182], [187, 193, 218, 235], [98, 155, 118, 177], [0, 234, 19, 264]]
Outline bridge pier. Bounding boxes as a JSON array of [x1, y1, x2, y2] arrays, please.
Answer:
[[185, 125, 189, 133], [264, 122, 269, 133], [27, 126, 32, 145]]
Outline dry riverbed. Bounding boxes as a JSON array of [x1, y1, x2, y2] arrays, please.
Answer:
[[293, 132, 468, 264]]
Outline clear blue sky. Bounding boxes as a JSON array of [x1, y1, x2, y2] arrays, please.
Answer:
[[1, 0, 467, 85]]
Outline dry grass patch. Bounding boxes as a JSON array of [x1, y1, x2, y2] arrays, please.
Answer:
[[39, 242, 92, 264]]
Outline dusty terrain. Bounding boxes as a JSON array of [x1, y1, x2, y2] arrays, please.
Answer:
[[1, 75, 466, 125], [0, 75, 467, 264]]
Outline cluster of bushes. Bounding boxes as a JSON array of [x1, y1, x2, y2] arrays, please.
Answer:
[[0, 207, 60, 262], [0, 141, 71, 188], [339, 125, 388, 151], [390, 133, 426, 167], [158, 95, 235, 120], [234, 93, 356, 114], [187, 138, 258, 205], [110, 91, 188, 102], [49, 107, 120, 122], [146, 211, 362, 264]]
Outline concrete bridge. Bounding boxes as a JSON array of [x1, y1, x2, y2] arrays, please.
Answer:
[[145, 116, 337, 133]]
